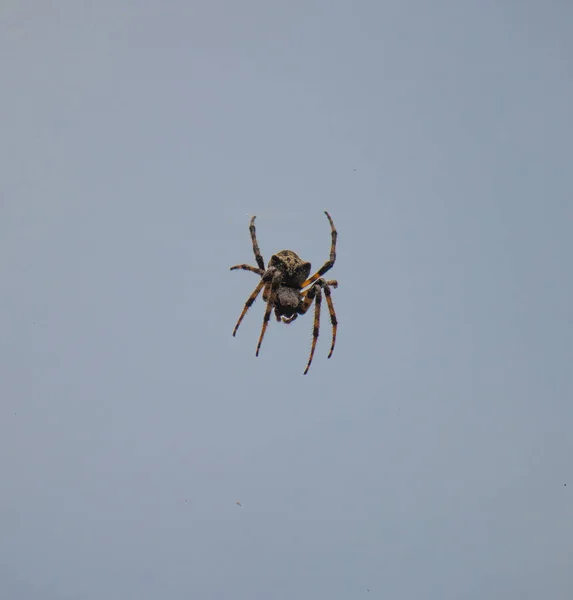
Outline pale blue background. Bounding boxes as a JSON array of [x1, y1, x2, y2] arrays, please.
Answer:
[[1, 1, 572, 598]]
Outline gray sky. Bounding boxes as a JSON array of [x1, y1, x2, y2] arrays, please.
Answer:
[[1, 1, 572, 598]]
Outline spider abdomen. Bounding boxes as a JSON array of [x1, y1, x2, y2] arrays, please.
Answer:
[[276, 287, 301, 315]]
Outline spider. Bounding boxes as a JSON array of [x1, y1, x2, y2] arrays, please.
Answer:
[[230, 211, 338, 374]]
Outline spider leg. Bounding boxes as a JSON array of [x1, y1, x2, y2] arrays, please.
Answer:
[[297, 287, 316, 315], [322, 280, 338, 359], [304, 285, 322, 375], [230, 264, 265, 276], [232, 278, 266, 337], [300, 211, 337, 289], [255, 271, 281, 356], [298, 278, 338, 369], [249, 216, 265, 271]]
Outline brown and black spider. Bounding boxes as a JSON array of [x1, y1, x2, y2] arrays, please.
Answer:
[[230, 211, 338, 374]]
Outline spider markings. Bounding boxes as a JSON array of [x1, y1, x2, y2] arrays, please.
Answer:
[[230, 211, 338, 374]]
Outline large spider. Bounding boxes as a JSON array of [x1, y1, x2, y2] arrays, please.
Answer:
[[230, 211, 338, 374]]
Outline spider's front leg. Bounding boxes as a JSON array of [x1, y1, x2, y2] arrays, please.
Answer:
[[249, 216, 265, 270], [229, 215, 266, 275], [300, 211, 337, 288]]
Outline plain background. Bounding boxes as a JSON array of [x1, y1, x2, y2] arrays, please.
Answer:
[[1, 1, 572, 599]]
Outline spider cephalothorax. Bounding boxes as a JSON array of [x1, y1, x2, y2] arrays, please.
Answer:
[[230, 212, 338, 374]]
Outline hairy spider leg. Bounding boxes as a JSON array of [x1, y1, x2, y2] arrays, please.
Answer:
[[232, 278, 266, 337], [300, 211, 337, 288], [298, 278, 338, 372], [249, 216, 265, 270], [322, 280, 338, 358], [304, 285, 323, 375], [255, 271, 282, 356], [230, 264, 265, 276]]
